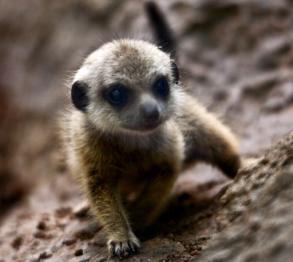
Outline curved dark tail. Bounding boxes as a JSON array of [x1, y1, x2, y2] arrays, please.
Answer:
[[145, 1, 176, 59]]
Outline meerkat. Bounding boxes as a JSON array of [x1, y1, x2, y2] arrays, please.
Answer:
[[61, 4, 240, 259]]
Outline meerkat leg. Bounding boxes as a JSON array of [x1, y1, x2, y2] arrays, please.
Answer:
[[178, 95, 240, 178], [129, 168, 177, 231], [85, 170, 140, 258]]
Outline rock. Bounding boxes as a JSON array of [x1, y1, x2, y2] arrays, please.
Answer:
[[193, 132, 293, 261]]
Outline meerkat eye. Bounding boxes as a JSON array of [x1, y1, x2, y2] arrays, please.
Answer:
[[152, 76, 170, 99], [104, 84, 129, 107]]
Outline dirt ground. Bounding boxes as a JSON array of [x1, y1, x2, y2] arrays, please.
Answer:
[[0, 0, 292, 261]]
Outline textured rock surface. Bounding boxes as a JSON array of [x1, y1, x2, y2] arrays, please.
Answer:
[[194, 133, 293, 262], [0, 0, 292, 261]]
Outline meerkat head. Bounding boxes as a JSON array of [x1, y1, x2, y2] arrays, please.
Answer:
[[71, 39, 180, 134]]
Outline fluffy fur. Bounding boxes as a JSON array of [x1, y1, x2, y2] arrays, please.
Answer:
[[61, 39, 240, 258]]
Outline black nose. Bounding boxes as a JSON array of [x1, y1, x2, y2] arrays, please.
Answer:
[[140, 102, 160, 123]]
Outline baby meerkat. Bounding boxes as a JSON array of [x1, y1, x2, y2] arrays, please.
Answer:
[[61, 39, 240, 258]]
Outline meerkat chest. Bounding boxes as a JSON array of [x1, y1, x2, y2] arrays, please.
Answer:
[[85, 122, 184, 180], [117, 127, 184, 179], [121, 149, 173, 177], [117, 139, 181, 199]]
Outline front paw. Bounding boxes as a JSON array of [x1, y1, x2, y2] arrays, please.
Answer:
[[107, 234, 140, 259]]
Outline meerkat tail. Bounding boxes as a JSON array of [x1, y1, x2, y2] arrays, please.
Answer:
[[144, 1, 177, 59]]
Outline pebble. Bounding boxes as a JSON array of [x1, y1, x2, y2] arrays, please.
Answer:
[[11, 235, 23, 249], [73, 202, 90, 219], [39, 251, 52, 259], [74, 249, 84, 256], [62, 237, 77, 246], [74, 223, 101, 240], [55, 206, 72, 218], [33, 231, 53, 240], [37, 221, 47, 231]]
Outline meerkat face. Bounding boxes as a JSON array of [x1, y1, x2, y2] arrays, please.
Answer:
[[71, 39, 180, 134]]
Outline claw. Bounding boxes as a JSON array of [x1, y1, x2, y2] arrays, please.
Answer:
[[107, 237, 140, 258], [128, 240, 139, 253]]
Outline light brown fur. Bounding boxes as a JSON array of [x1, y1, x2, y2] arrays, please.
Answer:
[[61, 39, 240, 258]]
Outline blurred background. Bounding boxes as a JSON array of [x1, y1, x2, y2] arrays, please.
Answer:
[[0, 0, 292, 260]]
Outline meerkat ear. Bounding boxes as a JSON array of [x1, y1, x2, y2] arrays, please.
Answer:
[[171, 62, 179, 84], [71, 81, 89, 112]]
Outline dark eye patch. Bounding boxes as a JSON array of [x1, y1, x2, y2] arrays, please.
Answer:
[[152, 76, 170, 99], [103, 83, 130, 108]]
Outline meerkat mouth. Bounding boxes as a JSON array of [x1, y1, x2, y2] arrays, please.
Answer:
[[141, 120, 162, 131], [121, 120, 163, 134]]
